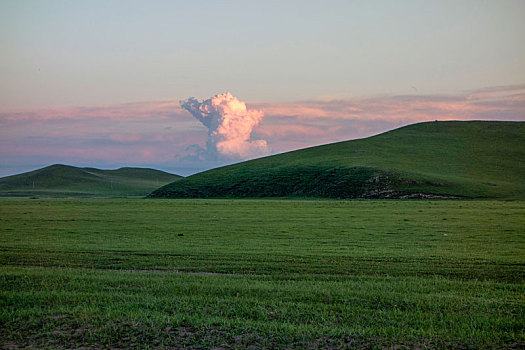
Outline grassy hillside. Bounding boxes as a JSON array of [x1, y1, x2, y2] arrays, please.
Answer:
[[150, 121, 525, 199], [0, 164, 181, 197]]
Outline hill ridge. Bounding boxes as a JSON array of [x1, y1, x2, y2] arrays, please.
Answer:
[[150, 121, 525, 199], [0, 164, 181, 197]]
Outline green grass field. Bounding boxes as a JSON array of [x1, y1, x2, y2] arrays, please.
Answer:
[[0, 164, 181, 197], [1, 198, 523, 348], [151, 121, 525, 199]]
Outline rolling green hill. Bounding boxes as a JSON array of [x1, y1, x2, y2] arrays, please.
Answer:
[[150, 121, 525, 199], [0, 164, 181, 197]]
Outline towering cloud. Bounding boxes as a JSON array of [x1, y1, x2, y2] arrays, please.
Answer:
[[180, 92, 269, 160]]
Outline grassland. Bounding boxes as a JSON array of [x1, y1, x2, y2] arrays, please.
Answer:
[[151, 121, 525, 199], [0, 164, 181, 197], [1, 198, 523, 348]]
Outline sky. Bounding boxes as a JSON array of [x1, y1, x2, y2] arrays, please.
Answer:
[[1, 0, 524, 176]]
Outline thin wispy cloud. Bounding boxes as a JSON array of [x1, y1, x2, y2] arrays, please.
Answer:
[[254, 84, 525, 122]]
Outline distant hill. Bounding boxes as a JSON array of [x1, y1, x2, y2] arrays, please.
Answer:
[[150, 121, 525, 199], [0, 164, 181, 197]]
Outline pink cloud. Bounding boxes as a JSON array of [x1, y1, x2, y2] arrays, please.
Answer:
[[180, 92, 269, 160], [2, 144, 174, 164], [1, 84, 523, 177], [252, 84, 525, 122], [0, 99, 185, 121], [257, 124, 328, 138], [108, 133, 143, 143]]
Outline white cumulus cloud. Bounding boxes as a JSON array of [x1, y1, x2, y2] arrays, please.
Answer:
[[180, 92, 269, 160]]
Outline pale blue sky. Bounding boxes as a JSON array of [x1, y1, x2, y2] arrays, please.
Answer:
[[1, 0, 524, 108], [1, 1, 524, 176]]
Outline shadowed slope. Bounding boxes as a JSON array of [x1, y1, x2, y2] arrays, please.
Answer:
[[150, 121, 525, 199], [0, 164, 181, 197]]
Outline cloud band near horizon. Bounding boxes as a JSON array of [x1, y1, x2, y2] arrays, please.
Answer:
[[1, 84, 524, 177]]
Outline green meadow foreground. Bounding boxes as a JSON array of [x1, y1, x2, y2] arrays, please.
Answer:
[[1, 199, 524, 348]]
